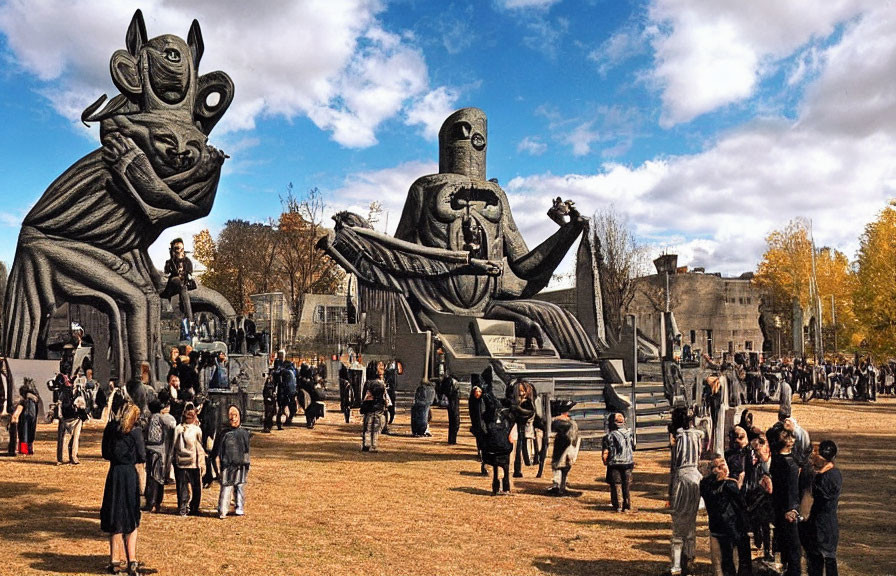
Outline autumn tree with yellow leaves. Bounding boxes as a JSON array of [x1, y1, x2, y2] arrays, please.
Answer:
[[754, 219, 858, 356], [853, 204, 896, 358]]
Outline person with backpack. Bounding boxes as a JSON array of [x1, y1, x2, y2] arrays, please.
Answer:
[[360, 361, 387, 452], [213, 405, 250, 519], [602, 412, 635, 513], [143, 399, 176, 513], [482, 391, 516, 496]]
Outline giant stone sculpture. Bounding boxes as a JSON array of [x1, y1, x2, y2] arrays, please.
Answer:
[[1, 10, 233, 380], [319, 108, 599, 362]]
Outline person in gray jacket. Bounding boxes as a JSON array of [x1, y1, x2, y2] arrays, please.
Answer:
[[602, 412, 635, 513], [214, 405, 250, 519]]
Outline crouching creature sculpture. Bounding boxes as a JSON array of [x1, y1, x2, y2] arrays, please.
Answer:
[[1, 10, 233, 381]]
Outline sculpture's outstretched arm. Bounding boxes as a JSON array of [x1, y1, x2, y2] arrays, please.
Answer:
[[502, 196, 587, 297], [318, 223, 501, 289]]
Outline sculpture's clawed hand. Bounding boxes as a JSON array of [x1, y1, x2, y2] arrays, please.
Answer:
[[102, 131, 138, 165], [470, 258, 503, 276], [546, 198, 584, 225]]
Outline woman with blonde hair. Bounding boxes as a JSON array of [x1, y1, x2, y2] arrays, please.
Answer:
[[100, 402, 145, 575]]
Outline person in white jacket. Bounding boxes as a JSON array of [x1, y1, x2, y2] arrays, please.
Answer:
[[171, 407, 205, 516]]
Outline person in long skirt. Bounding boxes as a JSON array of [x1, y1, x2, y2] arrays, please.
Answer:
[[100, 403, 145, 575]]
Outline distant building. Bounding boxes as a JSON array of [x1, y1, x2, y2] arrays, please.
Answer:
[[628, 255, 763, 358], [536, 254, 763, 359]]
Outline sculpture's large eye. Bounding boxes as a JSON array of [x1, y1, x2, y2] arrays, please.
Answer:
[[471, 133, 486, 150], [164, 48, 181, 63], [452, 121, 472, 141]]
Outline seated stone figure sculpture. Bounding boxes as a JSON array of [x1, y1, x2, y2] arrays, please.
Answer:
[[1, 10, 233, 380], [319, 108, 598, 361]]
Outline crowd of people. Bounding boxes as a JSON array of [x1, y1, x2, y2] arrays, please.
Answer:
[[667, 402, 841, 576], [710, 351, 892, 407], [2, 338, 852, 576]]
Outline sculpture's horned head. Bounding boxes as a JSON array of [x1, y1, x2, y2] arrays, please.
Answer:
[[81, 9, 233, 136], [439, 108, 487, 180], [110, 9, 203, 114]]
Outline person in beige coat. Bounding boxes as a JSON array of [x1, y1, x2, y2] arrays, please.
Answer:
[[171, 408, 205, 516]]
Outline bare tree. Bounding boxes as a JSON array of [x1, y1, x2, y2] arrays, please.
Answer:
[[278, 184, 343, 335], [593, 207, 648, 342]]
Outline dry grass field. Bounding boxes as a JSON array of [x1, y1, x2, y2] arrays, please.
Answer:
[[1, 398, 894, 576]]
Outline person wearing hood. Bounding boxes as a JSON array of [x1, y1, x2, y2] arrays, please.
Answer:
[[546, 399, 579, 496]]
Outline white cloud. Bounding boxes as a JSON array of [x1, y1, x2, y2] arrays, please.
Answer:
[[497, 0, 561, 10], [327, 160, 437, 234], [589, 26, 647, 76], [504, 6, 896, 277], [565, 122, 599, 156], [405, 86, 460, 141], [0, 0, 440, 148], [517, 136, 547, 155], [646, 0, 875, 126]]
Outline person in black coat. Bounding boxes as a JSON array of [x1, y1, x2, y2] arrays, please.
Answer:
[[338, 365, 354, 424], [803, 440, 842, 576], [700, 454, 752, 576], [100, 403, 146, 576], [482, 403, 515, 495], [468, 374, 487, 475], [160, 238, 195, 328], [771, 429, 802, 576], [438, 373, 461, 444]]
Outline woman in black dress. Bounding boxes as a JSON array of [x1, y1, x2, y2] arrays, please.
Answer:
[[100, 403, 145, 575]]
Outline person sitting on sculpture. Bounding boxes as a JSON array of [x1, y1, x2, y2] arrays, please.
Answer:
[[161, 238, 197, 337], [318, 107, 598, 361], [1, 10, 232, 382]]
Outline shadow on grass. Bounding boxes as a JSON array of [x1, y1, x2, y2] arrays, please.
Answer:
[[533, 556, 669, 576], [449, 485, 501, 496], [0, 497, 99, 544], [22, 551, 160, 575], [0, 480, 62, 499]]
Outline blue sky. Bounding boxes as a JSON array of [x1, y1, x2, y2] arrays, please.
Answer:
[[1, 0, 895, 283]]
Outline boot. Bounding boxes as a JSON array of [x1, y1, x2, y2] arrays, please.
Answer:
[[670, 542, 682, 575], [680, 555, 689, 576]]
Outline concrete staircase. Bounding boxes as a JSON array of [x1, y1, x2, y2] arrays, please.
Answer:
[[395, 357, 632, 451], [632, 379, 671, 450]]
